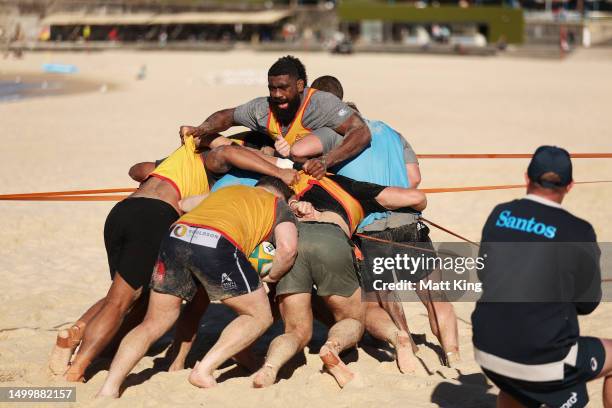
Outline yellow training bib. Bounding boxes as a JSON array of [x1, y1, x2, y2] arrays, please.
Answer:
[[150, 136, 210, 199]]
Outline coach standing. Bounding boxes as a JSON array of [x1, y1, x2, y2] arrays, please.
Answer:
[[472, 146, 611, 408]]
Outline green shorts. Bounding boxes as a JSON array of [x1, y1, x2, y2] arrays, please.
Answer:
[[276, 222, 359, 298]]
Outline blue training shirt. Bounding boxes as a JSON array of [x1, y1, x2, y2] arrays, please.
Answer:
[[211, 169, 260, 192], [332, 120, 411, 229]]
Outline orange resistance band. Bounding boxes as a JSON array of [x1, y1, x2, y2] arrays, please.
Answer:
[[1, 181, 611, 201], [417, 153, 612, 159]]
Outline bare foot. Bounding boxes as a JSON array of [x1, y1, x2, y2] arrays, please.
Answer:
[[252, 364, 277, 388], [445, 349, 461, 367], [395, 331, 419, 374], [49, 324, 85, 375], [319, 342, 354, 388], [188, 364, 217, 389], [95, 388, 119, 399], [49, 330, 73, 375], [64, 367, 85, 383]]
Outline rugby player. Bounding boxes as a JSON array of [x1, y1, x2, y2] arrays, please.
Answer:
[[252, 171, 427, 388], [50, 137, 297, 382], [309, 75, 459, 370], [97, 177, 298, 397], [182, 55, 372, 179]]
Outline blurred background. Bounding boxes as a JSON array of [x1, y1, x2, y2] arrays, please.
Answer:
[[2, 0, 612, 58]]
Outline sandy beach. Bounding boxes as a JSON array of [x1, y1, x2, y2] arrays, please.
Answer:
[[1, 49, 611, 407]]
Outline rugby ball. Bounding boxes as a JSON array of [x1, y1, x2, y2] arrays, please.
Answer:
[[248, 241, 275, 276]]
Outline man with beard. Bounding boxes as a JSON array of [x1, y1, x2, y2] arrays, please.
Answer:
[[182, 55, 371, 179]]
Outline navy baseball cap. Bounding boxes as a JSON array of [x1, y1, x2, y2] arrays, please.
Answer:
[[527, 146, 573, 188]]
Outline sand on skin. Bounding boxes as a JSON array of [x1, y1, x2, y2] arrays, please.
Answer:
[[1, 49, 611, 407]]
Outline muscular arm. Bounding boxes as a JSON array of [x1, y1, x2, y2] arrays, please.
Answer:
[[266, 221, 298, 282], [302, 113, 371, 178], [376, 188, 427, 212], [191, 108, 237, 138], [327, 113, 371, 168], [205, 145, 298, 185]]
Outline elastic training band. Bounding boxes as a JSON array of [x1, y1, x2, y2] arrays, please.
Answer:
[[417, 153, 612, 159]]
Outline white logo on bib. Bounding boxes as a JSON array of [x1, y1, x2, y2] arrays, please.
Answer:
[[171, 225, 220, 248]]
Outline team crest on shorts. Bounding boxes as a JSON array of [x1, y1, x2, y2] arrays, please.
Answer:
[[221, 273, 237, 290], [173, 225, 188, 237], [590, 357, 598, 371]]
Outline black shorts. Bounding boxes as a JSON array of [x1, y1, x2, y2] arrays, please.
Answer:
[[354, 221, 435, 293], [104, 197, 179, 290], [151, 224, 261, 302], [482, 337, 606, 408]]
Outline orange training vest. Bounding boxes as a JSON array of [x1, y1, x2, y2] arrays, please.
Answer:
[[292, 172, 365, 234], [266, 88, 317, 146]]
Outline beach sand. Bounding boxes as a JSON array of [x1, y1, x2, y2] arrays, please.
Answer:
[[1, 49, 611, 407]]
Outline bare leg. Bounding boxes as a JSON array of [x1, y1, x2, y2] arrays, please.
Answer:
[[49, 297, 105, 375], [65, 275, 141, 382], [100, 295, 149, 358], [416, 267, 460, 364], [596, 338, 612, 408], [376, 290, 419, 354], [365, 302, 418, 374], [166, 286, 210, 372], [497, 391, 525, 408], [416, 283, 459, 365], [189, 287, 272, 389], [96, 291, 182, 398], [253, 293, 313, 388], [319, 288, 366, 388]]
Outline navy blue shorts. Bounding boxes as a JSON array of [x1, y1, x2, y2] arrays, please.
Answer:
[[150, 224, 261, 302], [483, 337, 606, 408]]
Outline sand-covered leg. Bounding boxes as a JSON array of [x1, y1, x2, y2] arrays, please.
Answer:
[[49, 321, 87, 375], [253, 293, 313, 388], [167, 286, 210, 372], [190, 288, 272, 389], [319, 340, 355, 388], [320, 289, 365, 388], [49, 298, 106, 375], [96, 291, 181, 398], [394, 330, 420, 374], [66, 276, 142, 382], [364, 301, 419, 374], [417, 283, 460, 366], [252, 363, 278, 388]]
